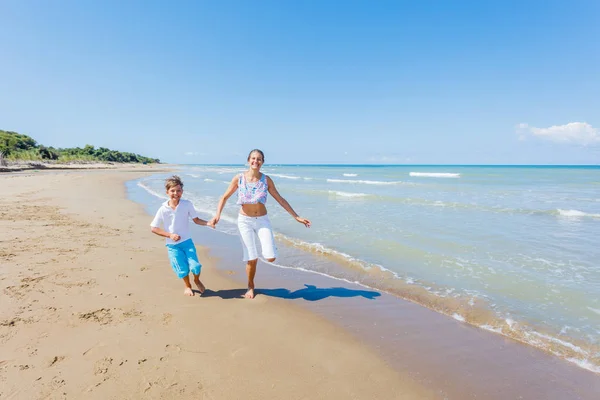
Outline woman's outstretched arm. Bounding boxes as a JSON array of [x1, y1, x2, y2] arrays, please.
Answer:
[[266, 176, 311, 227]]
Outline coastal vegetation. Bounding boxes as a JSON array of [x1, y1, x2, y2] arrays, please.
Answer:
[[0, 129, 160, 164]]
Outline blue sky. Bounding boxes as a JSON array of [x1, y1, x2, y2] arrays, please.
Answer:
[[1, 0, 599, 164]]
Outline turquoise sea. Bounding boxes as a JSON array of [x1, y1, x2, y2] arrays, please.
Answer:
[[131, 165, 600, 373]]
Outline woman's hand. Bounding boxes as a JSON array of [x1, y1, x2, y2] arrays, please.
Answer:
[[209, 216, 220, 226], [295, 216, 311, 228]]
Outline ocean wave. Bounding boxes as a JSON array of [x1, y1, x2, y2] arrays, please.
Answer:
[[137, 182, 167, 200], [266, 231, 600, 374], [587, 307, 600, 316], [272, 233, 391, 274], [343, 173, 358, 177], [327, 178, 407, 185], [328, 190, 370, 198], [193, 221, 600, 374], [556, 209, 600, 218], [268, 173, 301, 180], [409, 172, 461, 178]]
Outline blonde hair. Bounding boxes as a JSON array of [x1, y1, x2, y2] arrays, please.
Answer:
[[165, 175, 184, 191]]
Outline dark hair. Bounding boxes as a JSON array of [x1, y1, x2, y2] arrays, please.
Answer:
[[165, 175, 184, 190], [247, 149, 265, 162]]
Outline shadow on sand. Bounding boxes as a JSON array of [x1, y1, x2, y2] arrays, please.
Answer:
[[201, 284, 381, 302]]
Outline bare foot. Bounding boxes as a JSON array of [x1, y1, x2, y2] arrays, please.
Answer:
[[194, 278, 205, 295], [184, 287, 194, 296], [244, 288, 255, 299]]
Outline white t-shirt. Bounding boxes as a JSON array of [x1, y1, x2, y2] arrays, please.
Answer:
[[150, 199, 199, 245]]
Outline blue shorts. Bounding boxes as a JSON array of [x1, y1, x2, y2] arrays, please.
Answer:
[[166, 239, 202, 278]]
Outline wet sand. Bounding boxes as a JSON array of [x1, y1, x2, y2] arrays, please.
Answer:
[[193, 227, 600, 399], [0, 169, 432, 399]]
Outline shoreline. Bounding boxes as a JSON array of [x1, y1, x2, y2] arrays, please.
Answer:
[[131, 170, 600, 378], [2, 169, 599, 399], [128, 173, 600, 399], [0, 169, 432, 399]]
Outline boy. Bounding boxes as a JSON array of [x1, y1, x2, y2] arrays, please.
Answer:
[[151, 175, 213, 296]]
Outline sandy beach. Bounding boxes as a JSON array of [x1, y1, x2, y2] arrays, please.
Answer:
[[0, 168, 433, 399]]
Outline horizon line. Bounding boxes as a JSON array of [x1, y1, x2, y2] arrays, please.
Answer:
[[173, 163, 600, 167]]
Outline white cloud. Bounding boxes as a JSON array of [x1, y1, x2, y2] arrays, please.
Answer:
[[184, 152, 198, 156], [517, 122, 599, 145]]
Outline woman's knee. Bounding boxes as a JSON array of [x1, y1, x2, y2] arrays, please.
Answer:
[[266, 257, 276, 263]]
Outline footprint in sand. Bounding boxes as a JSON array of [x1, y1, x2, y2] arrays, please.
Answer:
[[93, 357, 113, 376], [122, 309, 143, 319], [49, 356, 65, 367], [78, 308, 113, 325]]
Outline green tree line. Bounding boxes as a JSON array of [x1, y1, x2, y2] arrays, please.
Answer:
[[0, 129, 160, 164]]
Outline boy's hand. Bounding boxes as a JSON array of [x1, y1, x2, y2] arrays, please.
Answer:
[[209, 216, 219, 226], [206, 221, 215, 229], [169, 233, 181, 241]]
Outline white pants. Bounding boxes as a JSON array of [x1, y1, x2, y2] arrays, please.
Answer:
[[237, 214, 278, 262]]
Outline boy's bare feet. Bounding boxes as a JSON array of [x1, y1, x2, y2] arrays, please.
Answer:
[[193, 277, 205, 295], [184, 287, 194, 296], [244, 287, 255, 299]]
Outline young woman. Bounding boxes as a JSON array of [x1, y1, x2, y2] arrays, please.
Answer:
[[210, 149, 311, 299]]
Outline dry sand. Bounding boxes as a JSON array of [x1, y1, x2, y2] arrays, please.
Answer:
[[0, 169, 434, 399]]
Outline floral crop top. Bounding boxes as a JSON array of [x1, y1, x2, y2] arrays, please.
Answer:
[[236, 173, 269, 205]]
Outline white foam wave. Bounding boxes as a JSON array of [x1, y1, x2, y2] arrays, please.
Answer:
[[328, 190, 369, 198], [409, 172, 460, 178], [587, 307, 600, 316], [343, 173, 358, 177], [565, 357, 600, 374], [269, 173, 301, 180], [528, 331, 586, 355], [480, 324, 503, 334], [253, 226, 600, 375], [204, 178, 215, 182], [557, 209, 600, 218], [264, 260, 377, 291], [327, 178, 404, 185], [183, 197, 217, 218], [137, 182, 167, 200], [452, 313, 465, 322]]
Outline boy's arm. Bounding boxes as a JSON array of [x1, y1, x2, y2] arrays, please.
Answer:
[[187, 201, 214, 228], [150, 209, 180, 241], [151, 226, 180, 241], [193, 217, 214, 228]]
